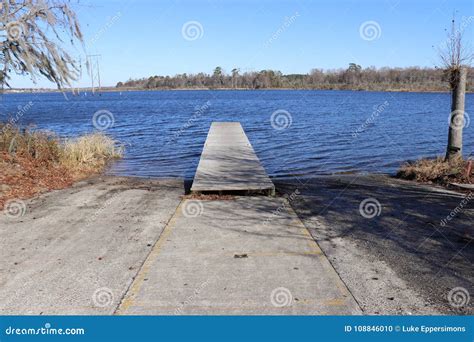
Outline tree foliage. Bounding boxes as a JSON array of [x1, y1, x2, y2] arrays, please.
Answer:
[[0, 0, 83, 89], [117, 65, 473, 92]]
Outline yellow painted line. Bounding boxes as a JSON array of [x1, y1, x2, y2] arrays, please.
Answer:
[[234, 251, 322, 257], [285, 203, 356, 302], [124, 297, 349, 309], [116, 200, 184, 314], [322, 298, 347, 306], [117, 197, 360, 314]]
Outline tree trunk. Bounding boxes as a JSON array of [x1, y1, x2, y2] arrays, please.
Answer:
[[445, 67, 467, 161]]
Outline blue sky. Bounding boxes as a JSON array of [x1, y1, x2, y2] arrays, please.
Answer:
[[11, 0, 474, 88]]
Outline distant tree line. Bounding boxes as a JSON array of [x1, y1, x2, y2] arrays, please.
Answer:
[[116, 64, 473, 92]]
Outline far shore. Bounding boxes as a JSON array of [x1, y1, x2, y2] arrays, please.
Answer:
[[4, 86, 473, 95]]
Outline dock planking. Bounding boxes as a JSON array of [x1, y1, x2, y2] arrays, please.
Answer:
[[191, 122, 275, 195]]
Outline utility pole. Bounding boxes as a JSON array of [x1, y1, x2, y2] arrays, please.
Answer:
[[70, 56, 82, 96], [87, 54, 102, 94]]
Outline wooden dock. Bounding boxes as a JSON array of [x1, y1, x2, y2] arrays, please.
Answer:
[[191, 122, 275, 195]]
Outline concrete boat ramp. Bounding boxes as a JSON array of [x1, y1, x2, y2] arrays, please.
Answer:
[[118, 122, 360, 314], [0, 122, 361, 315], [117, 197, 360, 314]]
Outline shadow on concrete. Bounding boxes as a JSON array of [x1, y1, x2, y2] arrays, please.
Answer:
[[274, 175, 473, 314]]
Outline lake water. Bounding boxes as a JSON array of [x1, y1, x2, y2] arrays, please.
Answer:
[[1, 90, 473, 179]]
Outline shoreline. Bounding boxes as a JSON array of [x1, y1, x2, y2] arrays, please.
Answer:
[[3, 169, 469, 213], [5, 87, 473, 95]]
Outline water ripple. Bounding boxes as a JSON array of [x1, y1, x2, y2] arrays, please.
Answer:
[[1, 90, 472, 179]]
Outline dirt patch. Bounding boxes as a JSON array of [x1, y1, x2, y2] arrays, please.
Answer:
[[0, 153, 74, 208]]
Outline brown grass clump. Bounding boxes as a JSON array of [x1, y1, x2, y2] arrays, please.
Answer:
[[0, 124, 123, 207], [0, 124, 61, 163], [397, 156, 473, 185], [59, 133, 123, 178]]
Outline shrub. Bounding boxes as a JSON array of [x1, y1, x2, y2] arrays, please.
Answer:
[[60, 133, 123, 175], [397, 157, 471, 184], [1, 124, 122, 172]]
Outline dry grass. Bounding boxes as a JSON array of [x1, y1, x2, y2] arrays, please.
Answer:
[[397, 156, 472, 185], [60, 133, 123, 177], [0, 123, 123, 207], [0, 124, 61, 163]]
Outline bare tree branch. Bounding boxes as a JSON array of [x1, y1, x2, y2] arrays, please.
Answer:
[[438, 16, 474, 88], [0, 0, 83, 89]]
